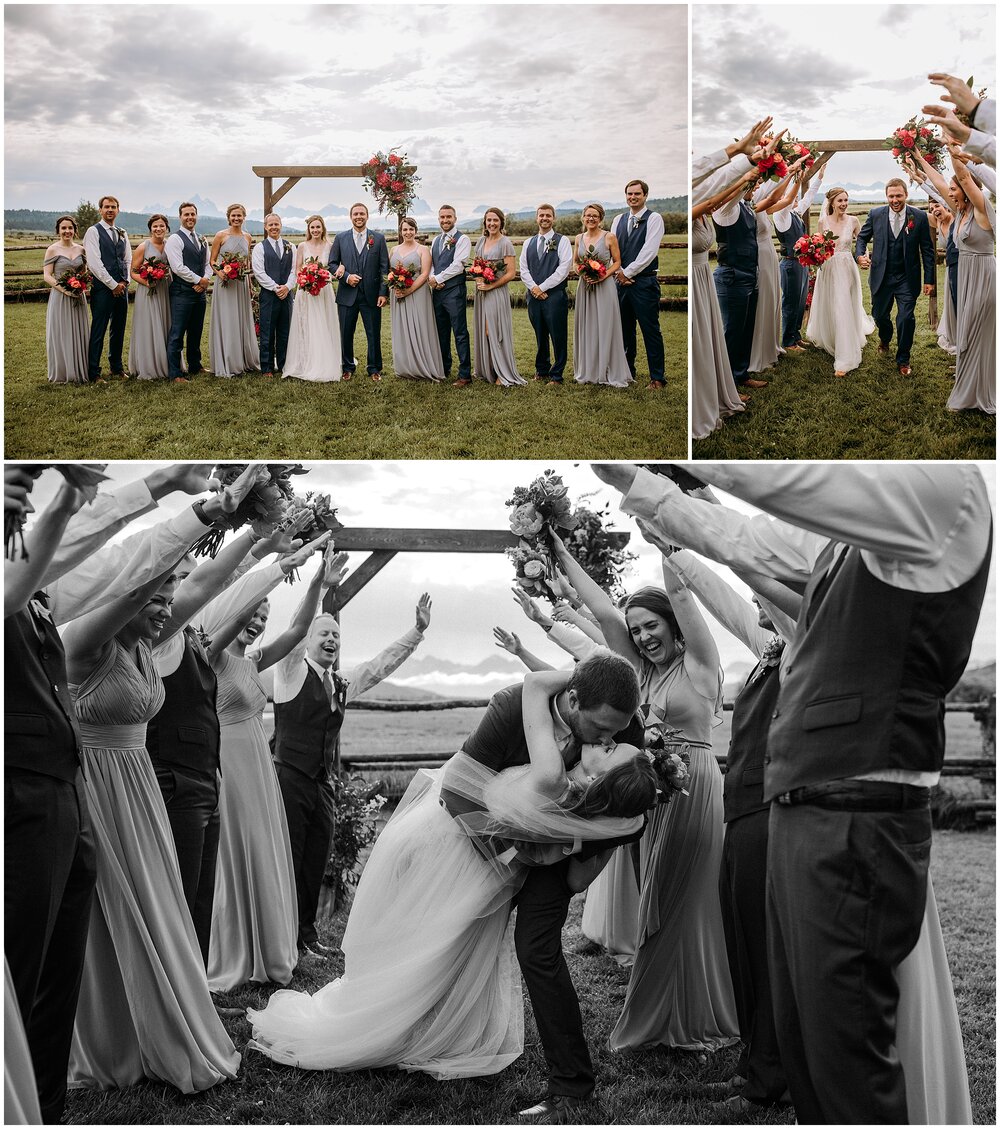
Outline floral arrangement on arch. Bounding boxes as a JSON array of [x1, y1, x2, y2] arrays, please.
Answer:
[[884, 118, 945, 171], [323, 775, 387, 909], [361, 148, 420, 216], [190, 463, 309, 557]]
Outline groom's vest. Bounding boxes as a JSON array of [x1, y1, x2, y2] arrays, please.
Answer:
[[524, 233, 567, 293], [763, 534, 992, 802], [172, 231, 206, 293], [272, 664, 347, 780], [714, 202, 758, 278], [776, 212, 805, 260], [615, 211, 658, 279], [263, 239, 293, 287], [885, 211, 908, 278], [95, 224, 128, 285], [431, 233, 466, 295]]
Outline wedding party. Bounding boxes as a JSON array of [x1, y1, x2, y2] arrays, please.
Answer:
[[691, 4, 996, 460], [3, 3, 687, 462], [5, 460, 995, 1125]]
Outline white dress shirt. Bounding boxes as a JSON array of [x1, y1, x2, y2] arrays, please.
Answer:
[[967, 160, 997, 195], [518, 231, 573, 292], [546, 622, 601, 662], [693, 149, 732, 188], [273, 626, 426, 705], [772, 175, 823, 233], [615, 208, 665, 278], [693, 154, 754, 207], [82, 220, 129, 290], [430, 230, 472, 285], [165, 229, 210, 284], [251, 238, 297, 291], [964, 128, 996, 169]]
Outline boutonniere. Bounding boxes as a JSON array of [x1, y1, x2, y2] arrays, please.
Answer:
[[543, 236, 558, 254], [443, 234, 456, 250], [194, 626, 213, 652], [906, 218, 915, 233], [28, 596, 53, 624], [366, 235, 375, 250], [760, 635, 785, 667]]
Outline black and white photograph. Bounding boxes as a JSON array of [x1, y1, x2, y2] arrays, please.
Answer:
[[690, 4, 995, 459], [3, 3, 688, 462], [4, 459, 995, 1125]]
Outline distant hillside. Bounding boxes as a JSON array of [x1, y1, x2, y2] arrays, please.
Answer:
[[5, 208, 267, 236]]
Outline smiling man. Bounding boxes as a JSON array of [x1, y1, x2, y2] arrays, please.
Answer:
[[272, 591, 432, 957]]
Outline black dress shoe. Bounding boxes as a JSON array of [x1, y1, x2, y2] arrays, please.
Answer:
[[309, 940, 336, 954], [517, 1096, 587, 1123]]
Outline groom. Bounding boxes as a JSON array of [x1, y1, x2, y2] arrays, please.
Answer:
[[329, 203, 389, 381], [442, 652, 646, 1123], [855, 179, 935, 376]]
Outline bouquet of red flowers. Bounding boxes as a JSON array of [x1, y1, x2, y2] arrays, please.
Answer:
[[385, 262, 416, 292], [361, 148, 420, 216], [216, 250, 246, 286], [777, 135, 816, 170], [575, 247, 608, 283], [191, 463, 309, 557], [755, 135, 790, 182], [297, 257, 333, 296], [793, 229, 838, 268], [884, 118, 945, 171], [58, 263, 91, 297], [137, 257, 169, 290], [469, 257, 506, 284], [6, 463, 109, 560]]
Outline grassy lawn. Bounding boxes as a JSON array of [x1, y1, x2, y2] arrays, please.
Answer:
[[63, 826, 995, 1125], [692, 255, 995, 461]]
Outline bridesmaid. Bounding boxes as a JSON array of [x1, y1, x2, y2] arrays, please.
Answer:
[[41, 215, 89, 384], [128, 213, 174, 380], [62, 567, 240, 1093], [947, 157, 995, 415], [209, 203, 261, 377], [283, 214, 342, 382], [472, 207, 525, 386], [389, 217, 444, 381], [572, 203, 632, 386]]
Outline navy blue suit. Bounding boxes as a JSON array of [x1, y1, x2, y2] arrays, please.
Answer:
[[329, 228, 390, 375], [855, 205, 935, 366]]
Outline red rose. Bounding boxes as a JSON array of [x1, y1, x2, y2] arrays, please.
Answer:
[[376, 170, 391, 188], [391, 180, 404, 192], [907, 219, 914, 231], [892, 147, 900, 156], [388, 154, 401, 166], [920, 127, 930, 137], [483, 268, 495, 282]]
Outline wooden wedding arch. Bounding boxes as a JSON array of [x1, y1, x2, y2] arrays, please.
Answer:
[[252, 163, 417, 230]]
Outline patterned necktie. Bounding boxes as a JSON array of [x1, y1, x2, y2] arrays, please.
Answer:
[[629, 215, 637, 235], [322, 668, 336, 712]]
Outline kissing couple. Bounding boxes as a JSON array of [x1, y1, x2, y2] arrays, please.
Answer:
[[248, 652, 657, 1122]]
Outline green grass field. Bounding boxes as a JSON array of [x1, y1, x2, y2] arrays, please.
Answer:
[[61, 826, 995, 1125], [3, 240, 687, 460], [692, 257, 995, 460]]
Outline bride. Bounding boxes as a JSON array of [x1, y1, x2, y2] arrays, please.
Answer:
[[247, 667, 656, 1077], [283, 214, 343, 382], [806, 187, 875, 376]]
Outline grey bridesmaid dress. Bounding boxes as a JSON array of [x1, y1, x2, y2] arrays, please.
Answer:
[[209, 234, 261, 377], [44, 253, 89, 384], [948, 200, 995, 415], [128, 240, 173, 379], [472, 235, 525, 386], [572, 232, 633, 386], [389, 249, 445, 381]]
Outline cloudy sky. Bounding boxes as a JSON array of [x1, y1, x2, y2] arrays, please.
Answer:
[[4, 3, 687, 222], [693, 4, 996, 194], [23, 461, 997, 679]]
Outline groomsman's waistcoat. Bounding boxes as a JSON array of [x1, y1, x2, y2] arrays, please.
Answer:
[[432, 234, 467, 294], [524, 234, 568, 292], [145, 629, 221, 777], [96, 224, 129, 284], [5, 595, 81, 782], [776, 212, 805, 259], [263, 239, 293, 285], [764, 536, 992, 800], [714, 203, 758, 277], [175, 232, 207, 288], [615, 212, 658, 278], [273, 665, 347, 779], [724, 659, 781, 823]]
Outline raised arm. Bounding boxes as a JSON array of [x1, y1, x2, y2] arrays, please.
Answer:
[[951, 153, 991, 229], [5, 473, 86, 617], [344, 594, 432, 701], [521, 668, 574, 793], [256, 545, 346, 671], [493, 626, 555, 673]]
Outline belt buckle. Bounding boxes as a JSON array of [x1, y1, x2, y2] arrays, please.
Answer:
[[777, 791, 793, 805]]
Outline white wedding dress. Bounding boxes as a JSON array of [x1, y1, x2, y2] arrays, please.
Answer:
[[806, 211, 875, 373], [283, 243, 343, 382], [247, 753, 640, 1078]]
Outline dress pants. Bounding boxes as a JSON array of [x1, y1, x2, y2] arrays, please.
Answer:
[[779, 258, 808, 347], [152, 764, 220, 967], [338, 299, 383, 375], [432, 285, 472, 379], [713, 267, 758, 384], [258, 289, 294, 371], [526, 288, 568, 381], [512, 859, 594, 1099], [167, 285, 207, 377], [718, 809, 786, 1105], [871, 273, 917, 366], [276, 764, 335, 949], [617, 274, 665, 382], [87, 285, 128, 379], [766, 801, 930, 1124], [5, 768, 96, 1123]]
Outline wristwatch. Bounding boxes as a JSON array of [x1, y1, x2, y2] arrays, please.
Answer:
[[191, 500, 213, 527]]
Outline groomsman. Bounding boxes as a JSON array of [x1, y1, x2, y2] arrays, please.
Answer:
[[329, 203, 389, 381], [612, 180, 665, 388], [165, 202, 212, 382], [273, 588, 431, 956], [520, 204, 572, 384], [712, 187, 765, 389], [251, 213, 296, 376], [429, 204, 473, 385], [83, 195, 130, 382]]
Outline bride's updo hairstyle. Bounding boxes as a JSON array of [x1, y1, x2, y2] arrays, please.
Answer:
[[624, 586, 684, 647], [825, 187, 848, 208], [564, 754, 658, 819], [304, 214, 328, 240]]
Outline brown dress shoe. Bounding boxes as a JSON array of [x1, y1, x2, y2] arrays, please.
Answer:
[[743, 378, 769, 389]]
